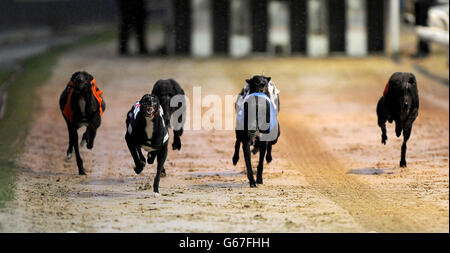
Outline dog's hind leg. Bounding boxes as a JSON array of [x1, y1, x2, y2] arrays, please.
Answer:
[[376, 97, 388, 144], [80, 131, 88, 148], [66, 144, 73, 160], [70, 127, 85, 175], [251, 138, 260, 155], [65, 123, 74, 160], [256, 142, 267, 184], [243, 141, 256, 187], [172, 129, 182, 150], [147, 150, 164, 176], [400, 126, 412, 168], [378, 120, 388, 144], [266, 124, 279, 164], [232, 140, 240, 165], [153, 142, 168, 194], [147, 151, 157, 164], [266, 143, 272, 163]]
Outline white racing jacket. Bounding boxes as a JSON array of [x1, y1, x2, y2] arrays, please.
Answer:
[[127, 101, 169, 151], [237, 81, 280, 111]]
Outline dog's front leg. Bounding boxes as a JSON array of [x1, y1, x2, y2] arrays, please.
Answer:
[[266, 143, 272, 163], [400, 126, 412, 168], [232, 139, 240, 165], [125, 133, 145, 174], [394, 119, 403, 138], [243, 140, 256, 187], [153, 142, 168, 194], [136, 148, 146, 164], [70, 127, 85, 175], [256, 142, 267, 184]]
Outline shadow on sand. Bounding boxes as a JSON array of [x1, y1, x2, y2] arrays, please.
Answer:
[[347, 167, 394, 175]]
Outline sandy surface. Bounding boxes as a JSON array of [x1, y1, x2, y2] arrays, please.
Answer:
[[0, 42, 448, 232]]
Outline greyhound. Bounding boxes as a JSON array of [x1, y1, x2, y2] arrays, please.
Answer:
[[377, 72, 419, 167], [59, 71, 105, 175], [125, 94, 169, 194], [232, 75, 280, 187]]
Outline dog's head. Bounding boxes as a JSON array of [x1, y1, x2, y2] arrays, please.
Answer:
[[388, 72, 418, 115], [71, 71, 94, 96], [139, 94, 160, 119], [246, 75, 271, 94]]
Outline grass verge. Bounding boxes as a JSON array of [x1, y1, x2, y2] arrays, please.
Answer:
[[0, 28, 116, 207]]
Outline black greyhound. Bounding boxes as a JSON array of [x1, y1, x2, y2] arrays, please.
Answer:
[[151, 79, 186, 150], [232, 75, 280, 187], [125, 94, 169, 195], [59, 71, 105, 175], [377, 72, 419, 167]]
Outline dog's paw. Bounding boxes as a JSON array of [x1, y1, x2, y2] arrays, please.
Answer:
[[78, 169, 87, 175], [381, 135, 387, 145], [251, 147, 259, 155], [232, 156, 239, 165], [172, 142, 181, 150], [66, 153, 72, 161], [134, 165, 144, 174], [152, 192, 160, 197], [395, 128, 402, 138], [147, 153, 156, 164], [249, 182, 257, 188], [256, 178, 263, 184], [161, 169, 166, 177], [265, 154, 272, 163], [400, 160, 407, 168]]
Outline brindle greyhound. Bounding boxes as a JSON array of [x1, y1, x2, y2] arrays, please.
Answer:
[[377, 72, 419, 167], [59, 71, 105, 175]]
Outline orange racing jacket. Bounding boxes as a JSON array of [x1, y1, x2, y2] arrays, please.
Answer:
[[62, 78, 103, 123]]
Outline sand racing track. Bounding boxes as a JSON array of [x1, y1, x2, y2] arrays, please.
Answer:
[[0, 42, 448, 232]]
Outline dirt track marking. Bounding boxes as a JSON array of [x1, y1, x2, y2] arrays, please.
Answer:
[[280, 110, 447, 232]]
